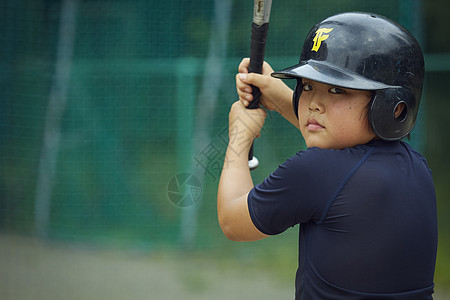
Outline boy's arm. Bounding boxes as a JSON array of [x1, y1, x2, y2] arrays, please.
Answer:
[[217, 102, 269, 242], [236, 58, 299, 129]]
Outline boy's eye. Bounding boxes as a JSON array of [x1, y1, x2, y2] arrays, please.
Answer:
[[303, 84, 313, 91], [330, 87, 344, 94]]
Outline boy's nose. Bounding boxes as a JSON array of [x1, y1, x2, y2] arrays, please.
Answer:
[[308, 105, 320, 112], [308, 98, 324, 112]]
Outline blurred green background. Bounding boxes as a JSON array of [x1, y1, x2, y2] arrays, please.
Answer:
[[1, 0, 449, 299]]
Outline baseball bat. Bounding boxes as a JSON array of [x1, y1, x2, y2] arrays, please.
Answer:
[[247, 0, 272, 170]]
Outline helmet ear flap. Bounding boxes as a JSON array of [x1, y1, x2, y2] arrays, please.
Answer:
[[369, 88, 418, 140], [293, 80, 302, 119]]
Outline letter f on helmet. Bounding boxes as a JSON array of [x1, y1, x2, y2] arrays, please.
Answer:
[[312, 28, 333, 52]]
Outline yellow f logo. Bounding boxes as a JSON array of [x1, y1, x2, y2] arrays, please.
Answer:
[[312, 28, 333, 52]]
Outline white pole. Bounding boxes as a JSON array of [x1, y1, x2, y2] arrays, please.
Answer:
[[34, 0, 79, 238], [179, 0, 233, 250]]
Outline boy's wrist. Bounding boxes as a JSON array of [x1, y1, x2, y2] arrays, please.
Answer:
[[224, 143, 252, 172], [227, 135, 254, 158]]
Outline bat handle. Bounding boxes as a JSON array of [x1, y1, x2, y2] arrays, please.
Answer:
[[247, 22, 268, 170], [247, 85, 262, 170]]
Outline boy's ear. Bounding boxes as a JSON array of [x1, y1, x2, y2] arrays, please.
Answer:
[[394, 102, 407, 120]]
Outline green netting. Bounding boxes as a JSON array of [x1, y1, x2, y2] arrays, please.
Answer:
[[0, 0, 429, 249]]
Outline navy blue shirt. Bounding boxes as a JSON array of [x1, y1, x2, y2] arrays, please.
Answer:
[[248, 140, 437, 299]]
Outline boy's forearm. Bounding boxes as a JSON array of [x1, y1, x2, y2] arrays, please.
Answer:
[[217, 144, 267, 241], [218, 102, 261, 199], [217, 139, 253, 236], [218, 141, 254, 206], [276, 88, 298, 129], [217, 101, 268, 241]]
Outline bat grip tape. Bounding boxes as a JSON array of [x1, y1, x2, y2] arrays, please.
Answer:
[[247, 22, 268, 110]]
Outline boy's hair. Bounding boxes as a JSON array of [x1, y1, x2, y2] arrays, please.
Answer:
[[271, 12, 424, 141]]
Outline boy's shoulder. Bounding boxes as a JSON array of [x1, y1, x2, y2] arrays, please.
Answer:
[[301, 139, 419, 156], [289, 139, 425, 172], [284, 142, 373, 176], [295, 140, 375, 160]]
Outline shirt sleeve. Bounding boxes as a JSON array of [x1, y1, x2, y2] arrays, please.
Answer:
[[247, 147, 362, 235]]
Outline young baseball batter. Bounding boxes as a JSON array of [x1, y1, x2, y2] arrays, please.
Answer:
[[217, 12, 438, 299]]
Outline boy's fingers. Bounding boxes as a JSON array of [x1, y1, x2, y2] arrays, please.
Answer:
[[239, 73, 247, 82], [238, 59, 273, 77], [239, 92, 252, 106], [238, 58, 250, 73], [241, 72, 266, 88], [236, 73, 253, 106], [239, 76, 253, 93], [236, 74, 249, 90]]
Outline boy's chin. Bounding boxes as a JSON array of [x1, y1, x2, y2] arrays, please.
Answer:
[[305, 139, 352, 150], [304, 134, 376, 150], [305, 140, 332, 149]]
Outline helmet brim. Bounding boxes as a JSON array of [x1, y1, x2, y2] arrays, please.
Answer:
[[271, 60, 400, 91]]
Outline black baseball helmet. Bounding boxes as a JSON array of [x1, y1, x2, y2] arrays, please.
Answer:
[[272, 12, 425, 141]]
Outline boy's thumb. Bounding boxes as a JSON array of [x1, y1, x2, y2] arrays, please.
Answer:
[[240, 72, 263, 85]]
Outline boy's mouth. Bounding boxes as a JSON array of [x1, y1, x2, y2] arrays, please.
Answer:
[[306, 118, 325, 130]]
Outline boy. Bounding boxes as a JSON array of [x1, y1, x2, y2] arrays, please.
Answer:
[[217, 12, 438, 299]]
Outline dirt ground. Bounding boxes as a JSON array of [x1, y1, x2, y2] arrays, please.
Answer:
[[0, 234, 447, 300], [0, 234, 293, 300]]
